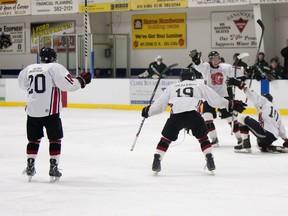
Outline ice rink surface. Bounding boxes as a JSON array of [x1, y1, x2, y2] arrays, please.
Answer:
[[1, 107, 288, 216]]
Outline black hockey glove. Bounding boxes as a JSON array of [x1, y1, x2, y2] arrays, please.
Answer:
[[76, 72, 91, 88], [189, 49, 201, 65], [228, 100, 247, 113], [226, 78, 246, 90], [141, 105, 150, 118]]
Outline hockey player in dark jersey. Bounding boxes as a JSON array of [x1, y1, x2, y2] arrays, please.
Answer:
[[141, 68, 247, 174], [138, 55, 167, 78], [189, 50, 245, 147], [18, 47, 91, 182], [227, 77, 288, 153]]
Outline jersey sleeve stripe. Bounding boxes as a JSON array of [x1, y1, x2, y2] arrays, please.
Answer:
[[49, 87, 61, 115]]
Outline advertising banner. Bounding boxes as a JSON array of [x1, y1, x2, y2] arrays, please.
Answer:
[[132, 13, 186, 49], [31, 0, 78, 15], [211, 11, 257, 48], [188, 0, 250, 7], [131, 0, 187, 10], [251, 0, 288, 3], [30, 21, 75, 53], [0, 0, 30, 17], [78, 0, 130, 13], [130, 79, 178, 104], [0, 23, 25, 54]]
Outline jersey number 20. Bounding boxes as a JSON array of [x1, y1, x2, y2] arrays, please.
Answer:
[[28, 74, 46, 94]]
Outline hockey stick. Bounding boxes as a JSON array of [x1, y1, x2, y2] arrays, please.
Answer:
[[231, 52, 250, 135], [245, 19, 265, 103], [130, 63, 178, 151]]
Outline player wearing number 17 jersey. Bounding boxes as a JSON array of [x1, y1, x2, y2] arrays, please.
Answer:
[[18, 47, 91, 182], [141, 68, 246, 173], [227, 78, 288, 153]]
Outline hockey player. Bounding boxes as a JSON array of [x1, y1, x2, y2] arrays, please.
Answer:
[[18, 47, 91, 182], [189, 50, 244, 147], [141, 68, 247, 173], [227, 77, 288, 153], [138, 55, 167, 79]]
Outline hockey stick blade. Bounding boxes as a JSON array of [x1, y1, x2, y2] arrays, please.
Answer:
[[237, 52, 249, 60], [257, 19, 265, 31]]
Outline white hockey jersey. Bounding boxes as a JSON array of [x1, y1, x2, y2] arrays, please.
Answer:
[[18, 62, 82, 117], [194, 62, 243, 97], [148, 80, 229, 116], [245, 88, 287, 139]]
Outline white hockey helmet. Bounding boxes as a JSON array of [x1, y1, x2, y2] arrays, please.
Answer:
[[155, 55, 163, 62]]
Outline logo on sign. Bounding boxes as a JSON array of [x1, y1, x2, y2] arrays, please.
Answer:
[[234, 18, 248, 33]]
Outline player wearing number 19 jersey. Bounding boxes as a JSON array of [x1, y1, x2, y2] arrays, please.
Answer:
[[18, 47, 91, 182], [141, 68, 247, 173]]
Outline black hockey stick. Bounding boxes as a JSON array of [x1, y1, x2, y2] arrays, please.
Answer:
[[130, 63, 178, 151], [246, 19, 265, 103], [231, 52, 249, 135]]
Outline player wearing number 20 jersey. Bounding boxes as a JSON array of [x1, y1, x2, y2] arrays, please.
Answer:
[[18, 62, 81, 117], [19, 47, 91, 182]]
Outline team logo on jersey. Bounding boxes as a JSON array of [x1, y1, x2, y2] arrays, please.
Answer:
[[211, 72, 224, 85], [233, 18, 248, 33]]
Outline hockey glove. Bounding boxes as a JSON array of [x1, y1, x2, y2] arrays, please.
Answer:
[[141, 105, 150, 118], [189, 49, 201, 65], [76, 72, 91, 88], [226, 78, 246, 90], [229, 100, 247, 113], [283, 139, 288, 148]]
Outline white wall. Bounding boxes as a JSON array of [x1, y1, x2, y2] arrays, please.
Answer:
[[2, 78, 288, 110]]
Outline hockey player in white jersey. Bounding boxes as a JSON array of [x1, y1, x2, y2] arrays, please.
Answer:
[[227, 77, 288, 153], [19, 47, 91, 182], [141, 68, 247, 173], [189, 50, 244, 147]]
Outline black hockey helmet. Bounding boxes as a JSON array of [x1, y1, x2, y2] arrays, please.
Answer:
[[262, 93, 273, 102], [208, 51, 220, 60], [180, 67, 198, 81], [39, 47, 57, 63]]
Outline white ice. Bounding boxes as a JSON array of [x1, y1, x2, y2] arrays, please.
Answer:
[[1, 107, 288, 216]]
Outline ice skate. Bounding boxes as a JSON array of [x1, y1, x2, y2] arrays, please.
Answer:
[[152, 154, 161, 173], [211, 138, 219, 148], [260, 145, 288, 153], [234, 138, 252, 153], [22, 158, 36, 182], [49, 159, 62, 182], [205, 153, 216, 174]]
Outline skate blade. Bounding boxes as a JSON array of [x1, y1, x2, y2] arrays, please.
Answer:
[[212, 144, 219, 148], [234, 149, 252, 153], [50, 176, 60, 183], [209, 170, 215, 175], [28, 176, 33, 182]]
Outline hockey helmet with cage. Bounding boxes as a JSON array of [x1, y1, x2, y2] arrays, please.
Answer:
[[180, 67, 198, 81], [208, 51, 220, 60], [39, 47, 57, 63], [262, 93, 273, 102]]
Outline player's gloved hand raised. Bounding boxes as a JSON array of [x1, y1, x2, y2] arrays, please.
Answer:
[[77, 72, 91, 88], [283, 139, 288, 148], [226, 78, 246, 90], [141, 105, 150, 118], [189, 49, 201, 65], [228, 100, 247, 113]]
